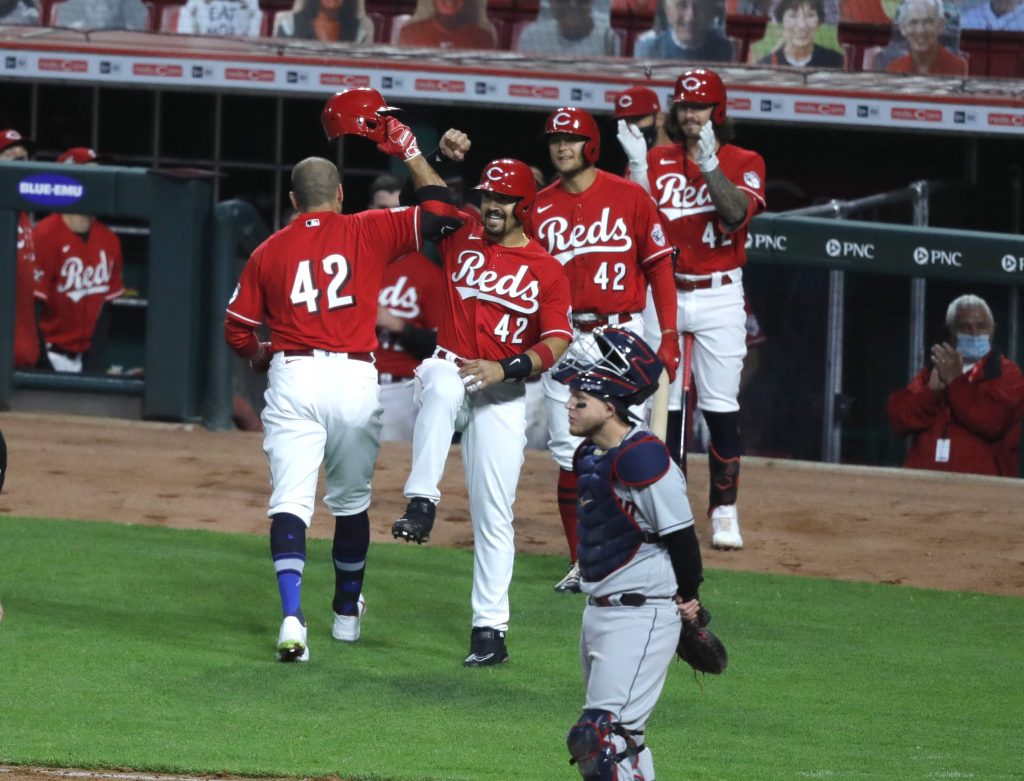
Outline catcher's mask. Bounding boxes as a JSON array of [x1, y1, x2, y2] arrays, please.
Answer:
[[553, 327, 663, 416]]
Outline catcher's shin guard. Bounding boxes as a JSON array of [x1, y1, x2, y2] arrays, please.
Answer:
[[707, 443, 739, 512], [567, 710, 643, 780]]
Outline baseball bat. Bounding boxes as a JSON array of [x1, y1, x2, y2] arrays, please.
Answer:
[[650, 369, 670, 440], [678, 332, 695, 467]]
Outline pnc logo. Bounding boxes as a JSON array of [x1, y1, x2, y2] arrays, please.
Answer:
[[826, 239, 875, 259], [745, 233, 786, 251], [1001, 254, 1023, 273], [914, 247, 962, 266]]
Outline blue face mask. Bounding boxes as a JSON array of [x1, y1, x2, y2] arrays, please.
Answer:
[[956, 333, 991, 362]]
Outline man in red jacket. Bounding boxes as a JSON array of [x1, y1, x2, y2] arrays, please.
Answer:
[[888, 294, 1023, 477]]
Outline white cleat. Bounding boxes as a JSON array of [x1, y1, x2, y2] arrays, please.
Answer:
[[277, 615, 309, 662], [332, 593, 366, 643], [711, 505, 743, 551]]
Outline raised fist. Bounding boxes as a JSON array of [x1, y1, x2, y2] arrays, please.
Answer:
[[377, 116, 421, 162]]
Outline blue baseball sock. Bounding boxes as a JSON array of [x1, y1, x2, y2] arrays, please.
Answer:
[[332, 511, 369, 616], [270, 512, 306, 623]]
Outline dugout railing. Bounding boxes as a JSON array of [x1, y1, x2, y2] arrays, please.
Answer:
[[746, 184, 1023, 464]]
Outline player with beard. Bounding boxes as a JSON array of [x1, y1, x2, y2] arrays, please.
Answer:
[[532, 107, 679, 593]]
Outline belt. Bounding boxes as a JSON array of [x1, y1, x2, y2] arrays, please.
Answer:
[[571, 312, 639, 333], [379, 372, 413, 383], [47, 345, 82, 359], [588, 593, 674, 608], [283, 350, 373, 363], [675, 273, 734, 292], [434, 348, 466, 367]]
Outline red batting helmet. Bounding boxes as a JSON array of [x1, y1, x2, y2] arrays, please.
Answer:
[[614, 87, 661, 120], [673, 68, 727, 125], [321, 87, 400, 144], [543, 106, 600, 165], [473, 158, 537, 224]]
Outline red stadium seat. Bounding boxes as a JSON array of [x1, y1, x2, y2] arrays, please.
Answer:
[[486, 0, 539, 50], [959, 29, 1024, 78], [725, 13, 768, 64], [836, 20, 891, 70], [610, 0, 655, 57], [364, 0, 416, 44]]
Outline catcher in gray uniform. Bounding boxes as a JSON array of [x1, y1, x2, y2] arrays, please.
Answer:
[[554, 327, 707, 781]]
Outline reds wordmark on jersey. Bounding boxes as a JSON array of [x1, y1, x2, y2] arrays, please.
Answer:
[[376, 251, 444, 377], [532, 170, 671, 315], [435, 222, 572, 360], [647, 144, 766, 275], [226, 207, 421, 352], [32, 213, 125, 354]]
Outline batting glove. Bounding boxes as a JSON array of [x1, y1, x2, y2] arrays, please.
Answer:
[[616, 119, 648, 177], [657, 332, 680, 383], [378, 116, 421, 162], [695, 121, 719, 173]]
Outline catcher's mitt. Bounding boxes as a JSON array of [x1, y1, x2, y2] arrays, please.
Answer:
[[677, 607, 728, 675]]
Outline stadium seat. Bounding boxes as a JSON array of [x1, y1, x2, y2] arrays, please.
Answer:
[[725, 13, 767, 64], [959, 30, 1024, 78], [486, 0, 539, 50], [389, 12, 410, 43], [836, 20, 891, 70], [610, 0, 655, 57], [365, 0, 416, 43]]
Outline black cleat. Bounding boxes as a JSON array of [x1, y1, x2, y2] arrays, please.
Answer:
[[463, 626, 509, 667], [391, 498, 436, 544]]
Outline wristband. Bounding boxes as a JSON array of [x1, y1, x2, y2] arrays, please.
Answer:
[[530, 342, 557, 371], [498, 353, 532, 381]]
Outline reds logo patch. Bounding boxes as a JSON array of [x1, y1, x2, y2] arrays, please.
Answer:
[[651, 224, 666, 247], [743, 171, 761, 189]]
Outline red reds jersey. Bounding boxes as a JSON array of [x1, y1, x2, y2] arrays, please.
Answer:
[[226, 207, 420, 352], [14, 212, 41, 367], [376, 251, 444, 378], [33, 214, 125, 354], [646, 143, 766, 275], [435, 222, 572, 360], [532, 169, 672, 315]]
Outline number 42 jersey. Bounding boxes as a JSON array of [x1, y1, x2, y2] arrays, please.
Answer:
[[226, 207, 421, 352]]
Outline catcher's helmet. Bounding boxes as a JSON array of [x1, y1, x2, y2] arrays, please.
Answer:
[[672, 68, 727, 125], [544, 106, 600, 165], [321, 87, 400, 144], [473, 158, 537, 224], [614, 87, 661, 120], [553, 327, 663, 409]]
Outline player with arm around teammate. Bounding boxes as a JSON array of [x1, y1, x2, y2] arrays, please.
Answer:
[[533, 106, 679, 595], [644, 68, 766, 551], [224, 91, 464, 662], [391, 158, 574, 666], [554, 327, 705, 781]]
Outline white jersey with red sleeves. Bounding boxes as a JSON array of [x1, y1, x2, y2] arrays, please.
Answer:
[[376, 251, 444, 378], [435, 222, 572, 361], [226, 207, 420, 353], [646, 143, 766, 275], [532, 169, 671, 315], [33, 213, 124, 354]]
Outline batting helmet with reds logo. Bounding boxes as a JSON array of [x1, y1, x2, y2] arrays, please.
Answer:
[[473, 158, 537, 224], [673, 68, 727, 125], [553, 327, 663, 411], [614, 87, 662, 120], [321, 87, 400, 144], [544, 106, 600, 165]]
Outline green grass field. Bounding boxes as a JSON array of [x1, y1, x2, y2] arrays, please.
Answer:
[[1, 516, 1021, 781]]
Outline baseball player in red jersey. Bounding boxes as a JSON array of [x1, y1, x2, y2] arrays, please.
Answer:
[[638, 68, 766, 551], [613, 86, 671, 181], [391, 158, 573, 666], [532, 107, 679, 594], [375, 251, 444, 440], [225, 88, 466, 662], [33, 147, 125, 373], [1, 129, 44, 368]]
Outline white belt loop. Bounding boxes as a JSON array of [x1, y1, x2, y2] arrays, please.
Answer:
[[711, 271, 723, 289]]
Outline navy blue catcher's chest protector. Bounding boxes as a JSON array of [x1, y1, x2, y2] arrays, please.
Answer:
[[575, 431, 671, 583]]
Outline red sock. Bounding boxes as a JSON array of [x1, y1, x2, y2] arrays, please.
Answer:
[[557, 468, 579, 562]]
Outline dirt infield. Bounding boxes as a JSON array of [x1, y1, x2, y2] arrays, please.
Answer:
[[1, 411, 1023, 781]]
